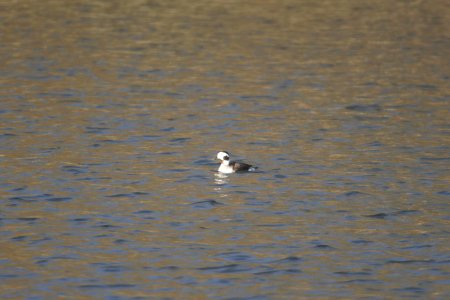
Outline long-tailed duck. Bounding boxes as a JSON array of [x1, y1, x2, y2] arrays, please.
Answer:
[[216, 151, 257, 174]]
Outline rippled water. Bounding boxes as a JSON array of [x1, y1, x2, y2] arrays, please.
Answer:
[[1, 0, 449, 299]]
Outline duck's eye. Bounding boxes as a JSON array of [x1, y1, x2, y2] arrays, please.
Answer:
[[224, 156, 230, 161]]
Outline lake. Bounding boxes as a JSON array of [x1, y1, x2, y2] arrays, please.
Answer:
[[1, 0, 449, 299]]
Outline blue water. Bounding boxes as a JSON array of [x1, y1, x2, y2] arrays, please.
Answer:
[[1, 0, 449, 299]]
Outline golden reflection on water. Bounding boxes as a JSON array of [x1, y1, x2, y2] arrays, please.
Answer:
[[1, 0, 449, 299]]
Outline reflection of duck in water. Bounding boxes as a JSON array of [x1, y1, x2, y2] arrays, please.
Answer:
[[214, 172, 229, 186], [216, 151, 257, 174]]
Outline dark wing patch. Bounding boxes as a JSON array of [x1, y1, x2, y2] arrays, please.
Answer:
[[230, 161, 254, 172]]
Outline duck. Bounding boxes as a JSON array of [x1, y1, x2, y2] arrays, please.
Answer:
[[216, 151, 257, 174]]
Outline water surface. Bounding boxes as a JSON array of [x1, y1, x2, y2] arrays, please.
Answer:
[[1, 0, 449, 299]]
